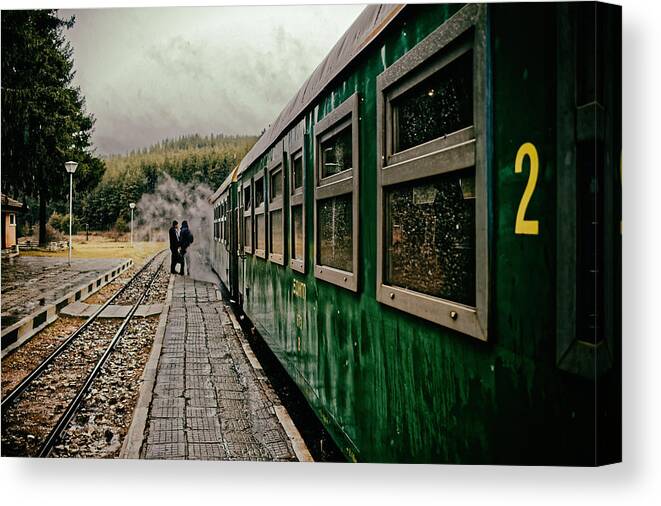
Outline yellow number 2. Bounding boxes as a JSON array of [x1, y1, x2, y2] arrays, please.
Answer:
[[514, 142, 540, 235]]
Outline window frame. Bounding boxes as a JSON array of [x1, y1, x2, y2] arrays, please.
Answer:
[[254, 170, 267, 258], [313, 93, 360, 292], [9, 213, 15, 226], [375, 3, 489, 341], [242, 178, 254, 255], [268, 141, 285, 265], [288, 120, 306, 273]]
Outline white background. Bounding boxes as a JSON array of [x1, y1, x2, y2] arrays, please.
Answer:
[[1, 0, 659, 505]]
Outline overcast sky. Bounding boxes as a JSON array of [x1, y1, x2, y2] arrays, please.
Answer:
[[59, 4, 365, 155]]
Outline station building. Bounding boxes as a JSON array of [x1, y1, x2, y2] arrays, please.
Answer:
[[1, 193, 24, 256]]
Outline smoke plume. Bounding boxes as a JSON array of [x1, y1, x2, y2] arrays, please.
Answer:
[[135, 174, 217, 283]]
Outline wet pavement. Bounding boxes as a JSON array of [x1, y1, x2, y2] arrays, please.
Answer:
[[1, 257, 127, 326], [140, 276, 300, 461]]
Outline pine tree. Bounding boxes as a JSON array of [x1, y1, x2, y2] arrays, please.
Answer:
[[1, 10, 101, 244]]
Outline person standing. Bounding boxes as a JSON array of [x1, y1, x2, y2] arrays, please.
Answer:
[[168, 220, 181, 274], [179, 220, 194, 276]]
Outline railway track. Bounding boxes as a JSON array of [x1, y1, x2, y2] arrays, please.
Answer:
[[1, 250, 167, 457]]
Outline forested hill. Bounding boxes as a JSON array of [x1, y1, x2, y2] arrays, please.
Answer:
[[81, 133, 257, 230]]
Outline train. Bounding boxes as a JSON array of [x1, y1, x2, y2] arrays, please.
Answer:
[[209, 2, 621, 465]]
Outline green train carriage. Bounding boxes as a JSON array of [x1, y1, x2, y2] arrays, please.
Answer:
[[209, 2, 621, 465]]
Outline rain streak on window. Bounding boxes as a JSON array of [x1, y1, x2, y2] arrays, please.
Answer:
[[393, 50, 473, 153], [318, 194, 353, 272], [256, 214, 265, 251], [321, 126, 352, 178], [292, 205, 304, 260], [270, 209, 283, 255], [385, 169, 476, 306]]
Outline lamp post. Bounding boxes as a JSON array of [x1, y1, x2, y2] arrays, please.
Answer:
[[64, 161, 78, 265], [129, 203, 136, 248]]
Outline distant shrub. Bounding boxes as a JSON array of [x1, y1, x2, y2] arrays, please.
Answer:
[[114, 216, 129, 235], [48, 212, 80, 234], [44, 223, 63, 242], [19, 222, 31, 238]]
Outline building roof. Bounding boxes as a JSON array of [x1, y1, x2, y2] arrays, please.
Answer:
[[237, 3, 405, 176], [1, 193, 24, 212]]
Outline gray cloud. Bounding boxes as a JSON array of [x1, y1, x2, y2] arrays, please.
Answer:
[[60, 5, 365, 155]]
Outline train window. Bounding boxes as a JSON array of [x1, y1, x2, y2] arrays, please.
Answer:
[[213, 205, 217, 240], [238, 187, 244, 252], [243, 179, 253, 254], [255, 177, 264, 208], [216, 203, 221, 242], [318, 194, 353, 272], [224, 199, 229, 244], [244, 184, 251, 210], [375, 3, 488, 340], [219, 202, 224, 242], [292, 204, 304, 264], [392, 50, 473, 153], [385, 170, 476, 306], [256, 214, 266, 251], [254, 171, 266, 258], [292, 152, 303, 191], [313, 94, 359, 292], [268, 141, 285, 265], [270, 165, 283, 202], [320, 126, 352, 179], [288, 120, 306, 273], [270, 210, 284, 257]]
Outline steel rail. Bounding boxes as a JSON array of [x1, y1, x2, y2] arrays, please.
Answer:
[[38, 254, 166, 457], [1, 250, 166, 409]]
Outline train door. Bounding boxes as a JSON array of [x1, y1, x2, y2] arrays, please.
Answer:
[[229, 186, 239, 302], [237, 183, 246, 306]]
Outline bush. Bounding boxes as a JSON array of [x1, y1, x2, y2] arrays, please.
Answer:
[[44, 223, 63, 242], [48, 212, 80, 234], [114, 216, 129, 234], [19, 222, 31, 238]]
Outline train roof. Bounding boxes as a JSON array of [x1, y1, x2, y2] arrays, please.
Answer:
[[237, 3, 405, 176]]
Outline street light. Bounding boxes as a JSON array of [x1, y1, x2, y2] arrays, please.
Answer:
[[129, 202, 136, 248], [64, 161, 78, 265]]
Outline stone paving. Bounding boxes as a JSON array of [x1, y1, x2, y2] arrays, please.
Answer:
[[141, 276, 297, 461], [0, 257, 126, 326]]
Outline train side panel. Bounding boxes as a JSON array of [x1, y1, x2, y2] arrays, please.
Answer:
[[229, 2, 621, 464]]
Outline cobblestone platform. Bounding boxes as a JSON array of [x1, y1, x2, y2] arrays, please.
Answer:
[[140, 276, 302, 461], [1, 256, 127, 326]]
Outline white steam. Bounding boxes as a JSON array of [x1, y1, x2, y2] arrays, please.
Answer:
[[135, 174, 217, 283]]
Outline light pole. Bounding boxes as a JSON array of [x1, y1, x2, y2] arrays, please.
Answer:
[[129, 203, 136, 248], [64, 161, 78, 265]]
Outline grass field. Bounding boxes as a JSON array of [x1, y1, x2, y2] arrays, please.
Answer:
[[21, 235, 167, 266]]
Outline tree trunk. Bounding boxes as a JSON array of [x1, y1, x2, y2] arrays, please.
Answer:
[[38, 186, 48, 246]]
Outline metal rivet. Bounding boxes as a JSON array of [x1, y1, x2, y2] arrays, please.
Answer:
[[389, 292, 395, 300], [450, 311, 458, 320]]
